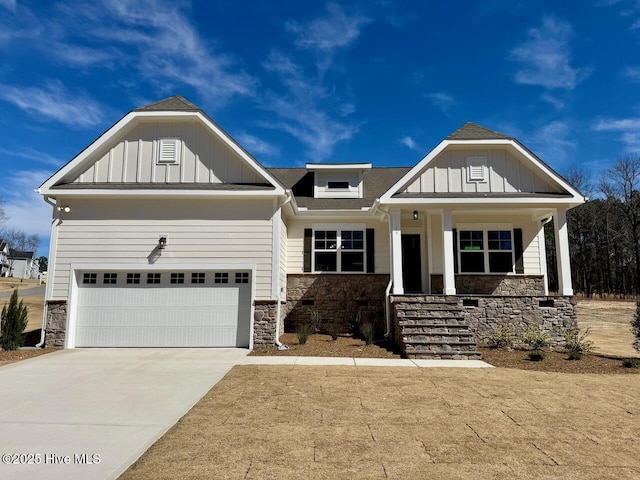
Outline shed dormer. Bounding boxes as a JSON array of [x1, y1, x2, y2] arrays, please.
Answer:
[[306, 163, 371, 199]]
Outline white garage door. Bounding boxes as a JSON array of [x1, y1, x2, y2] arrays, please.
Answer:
[[73, 270, 252, 347]]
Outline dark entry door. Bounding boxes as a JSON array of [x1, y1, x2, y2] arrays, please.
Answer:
[[401, 234, 422, 293]]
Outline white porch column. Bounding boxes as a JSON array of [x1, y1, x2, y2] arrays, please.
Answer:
[[554, 208, 573, 296], [441, 209, 456, 295], [390, 210, 404, 294]]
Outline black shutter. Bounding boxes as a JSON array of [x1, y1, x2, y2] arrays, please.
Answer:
[[452, 228, 458, 273], [303, 229, 312, 272], [514, 228, 524, 274], [366, 228, 375, 273]]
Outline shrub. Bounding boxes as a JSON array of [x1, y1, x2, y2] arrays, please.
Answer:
[[564, 328, 595, 360], [622, 357, 639, 369], [296, 324, 311, 345], [487, 325, 515, 350], [326, 323, 340, 341], [349, 307, 362, 336], [360, 322, 374, 345], [0, 289, 28, 351], [632, 301, 640, 353], [528, 350, 545, 362], [521, 325, 551, 351], [309, 309, 323, 334]]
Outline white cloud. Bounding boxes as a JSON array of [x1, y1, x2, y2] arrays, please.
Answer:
[[0, 81, 105, 128], [509, 16, 591, 90], [526, 121, 575, 164], [623, 66, 640, 81], [592, 117, 640, 151], [235, 132, 279, 158], [0, 147, 65, 168], [540, 92, 565, 110], [399, 136, 419, 151], [426, 92, 456, 114], [0, 0, 15, 11], [260, 50, 357, 160], [0, 170, 54, 256]]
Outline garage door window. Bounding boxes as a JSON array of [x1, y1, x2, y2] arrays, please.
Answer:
[[170, 273, 185, 284], [103, 273, 117, 284], [126, 273, 141, 284], [191, 272, 205, 284], [83, 273, 97, 284], [214, 272, 229, 284], [147, 273, 161, 284], [235, 272, 249, 284]]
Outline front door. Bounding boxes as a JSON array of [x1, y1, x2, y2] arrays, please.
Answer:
[[401, 234, 422, 293]]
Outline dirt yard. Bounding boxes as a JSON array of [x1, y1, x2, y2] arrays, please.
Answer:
[[0, 278, 40, 293], [576, 300, 637, 357], [121, 365, 640, 480], [0, 279, 45, 333]]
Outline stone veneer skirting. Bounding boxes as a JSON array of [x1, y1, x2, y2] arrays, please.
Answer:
[[430, 274, 545, 295], [284, 274, 390, 333], [391, 294, 577, 347], [44, 300, 67, 348]]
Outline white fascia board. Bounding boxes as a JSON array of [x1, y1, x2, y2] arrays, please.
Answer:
[[305, 163, 372, 170], [38, 112, 138, 192], [380, 140, 449, 201], [38, 189, 283, 198], [380, 197, 583, 208]]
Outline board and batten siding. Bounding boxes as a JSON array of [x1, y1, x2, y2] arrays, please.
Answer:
[[279, 215, 288, 297], [428, 213, 541, 275], [403, 148, 562, 194], [50, 198, 275, 300], [70, 120, 266, 185], [286, 218, 390, 274]]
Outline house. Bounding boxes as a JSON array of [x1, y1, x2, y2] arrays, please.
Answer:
[[0, 239, 9, 276], [6, 249, 38, 279], [38, 96, 585, 357]]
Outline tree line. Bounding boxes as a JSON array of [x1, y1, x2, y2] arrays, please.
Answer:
[[558, 156, 640, 297]]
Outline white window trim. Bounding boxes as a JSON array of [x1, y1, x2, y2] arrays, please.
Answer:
[[157, 138, 181, 165], [311, 223, 367, 273], [456, 223, 514, 274], [467, 156, 487, 183]]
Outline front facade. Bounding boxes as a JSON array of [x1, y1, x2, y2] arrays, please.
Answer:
[[6, 249, 38, 279], [38, 96, 585, 357]]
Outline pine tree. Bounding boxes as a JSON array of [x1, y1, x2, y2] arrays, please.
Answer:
[[0, 289, 28, 351]]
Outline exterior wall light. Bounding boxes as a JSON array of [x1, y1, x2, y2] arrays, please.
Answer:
[[57, 206, 71, 213], [158, 236, 167, 249], [413, 210, 419, 221]]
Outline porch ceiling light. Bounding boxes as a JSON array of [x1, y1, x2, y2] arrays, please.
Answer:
[[413, 210, 419, 221]]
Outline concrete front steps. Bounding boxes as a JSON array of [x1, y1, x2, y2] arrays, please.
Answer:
[[395, 300, 481, 360]]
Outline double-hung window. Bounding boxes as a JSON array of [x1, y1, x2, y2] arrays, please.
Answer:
[[458, 226, 514, 274], [313, 228, 365, 272]]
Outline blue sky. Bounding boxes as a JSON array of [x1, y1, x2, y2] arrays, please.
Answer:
[[1, 0, 640, 257]]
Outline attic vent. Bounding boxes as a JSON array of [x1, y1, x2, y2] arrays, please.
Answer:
[[327, 181, 350, 189], [157, 138, 181, 165], [467, 156, 487, 182]]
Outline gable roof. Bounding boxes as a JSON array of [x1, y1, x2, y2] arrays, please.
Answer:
[[8, 249, 35, 260], [380, 122, 586, 206], [269, 167, 411, 210], [38, 96, 286, 197]]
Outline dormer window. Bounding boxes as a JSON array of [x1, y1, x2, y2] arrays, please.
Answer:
[[306, 163, 371, 199]]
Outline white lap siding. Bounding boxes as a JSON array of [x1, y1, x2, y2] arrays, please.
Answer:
[[50, 198, 275, 301]]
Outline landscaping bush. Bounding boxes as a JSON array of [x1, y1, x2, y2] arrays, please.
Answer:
[[360, 322, 374, 345], [564, 328, 595, 360], [487, 325, 515, 350], [521, 325, 551, 351], [0, 289, 28, 351], [296, 324, 311, 345], [326, 323, 340, 341], [309, 309, 323, 334], [528, 350, 546, 362], [632, 301, 640, 353], [622, 357, 639, 369]]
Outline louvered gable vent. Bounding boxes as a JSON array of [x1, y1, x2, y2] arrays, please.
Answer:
[[467, 156, 486, 182], [157, 138, 181, 165]]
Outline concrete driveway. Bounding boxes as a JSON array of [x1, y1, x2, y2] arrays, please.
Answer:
[[0, 348, 249, 480]]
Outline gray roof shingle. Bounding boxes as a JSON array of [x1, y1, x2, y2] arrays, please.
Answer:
[[446, 122, 512, 140], [133, 95, 201, 112]]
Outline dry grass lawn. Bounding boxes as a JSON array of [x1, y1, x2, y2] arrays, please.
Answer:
[[0, 277, 40, 292], [576, 300, 637, 357], [122, 366, 640, 480], [0, 279, 44, 332]]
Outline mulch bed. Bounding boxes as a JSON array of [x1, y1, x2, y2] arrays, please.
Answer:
[[0, 348, 55, 365], [251, 333, 640, 374]]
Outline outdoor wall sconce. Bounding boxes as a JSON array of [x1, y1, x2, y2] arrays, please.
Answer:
[[158, 236, 167, 249], [413, 210, 419, 221], [57, 205, 71, 213]]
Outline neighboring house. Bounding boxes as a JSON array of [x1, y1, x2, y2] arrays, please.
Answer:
[[0, 239, 9, 276], [38, 96, 585, 357], [7, 249, 38, 279]]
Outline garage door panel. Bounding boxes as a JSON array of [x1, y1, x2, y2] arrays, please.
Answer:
[[74, 270, 252, 348]]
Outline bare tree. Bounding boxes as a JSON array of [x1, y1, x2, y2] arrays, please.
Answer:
[[600, 155, 640, 294]]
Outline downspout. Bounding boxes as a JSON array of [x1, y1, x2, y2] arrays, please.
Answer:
[[373, 201, 394, 338], [274, 191, 292, 350], [36, 195, 58, 348]]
